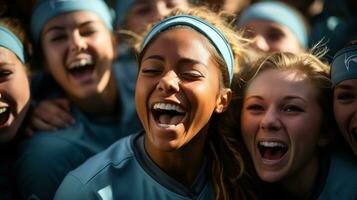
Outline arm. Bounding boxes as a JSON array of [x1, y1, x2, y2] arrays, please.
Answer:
[[25, 98, 75, 136]]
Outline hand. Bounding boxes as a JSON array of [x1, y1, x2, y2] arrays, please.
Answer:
[[25, 98, 75, 136]]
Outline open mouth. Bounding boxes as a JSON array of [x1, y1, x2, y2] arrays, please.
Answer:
[[0, 107, 10, 128], [258, 141, 288, 160], [151, 103, 186, 127], [67, 58, 95, 79]]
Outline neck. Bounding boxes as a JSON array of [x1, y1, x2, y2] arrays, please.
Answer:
[[145, 128, 209, 187], [69, 74, 118, 116]]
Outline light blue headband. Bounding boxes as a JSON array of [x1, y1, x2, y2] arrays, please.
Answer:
[[331, 45, 357, 86], [0, 26, 25, 63], [238, 1, 307, 48], [141, 15, 235, 85], [31, 0, 113, 44], [115, 0, 135, 26]]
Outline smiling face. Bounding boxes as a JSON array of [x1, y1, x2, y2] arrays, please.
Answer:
[[124, 0, 189, 34], [0, 47, 30, 143], [40, 11, 115, 100], [136, 28, 230, 152], [241, 69, 324, 184], [243, 20, 304, 54], [334, 79, 357, 156]]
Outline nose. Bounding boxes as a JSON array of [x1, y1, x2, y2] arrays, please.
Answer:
[[156, 70, 180, 94], [253, 35, 270, 52], [260, 107, 281, 131], [70, 31, 87, 52]]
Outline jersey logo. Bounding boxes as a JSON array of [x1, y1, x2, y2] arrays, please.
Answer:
[[97, 185, 113, 200], [345, 54, 357, 71]]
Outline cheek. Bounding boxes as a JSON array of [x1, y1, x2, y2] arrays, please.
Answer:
[[240, 112, 257, 145]]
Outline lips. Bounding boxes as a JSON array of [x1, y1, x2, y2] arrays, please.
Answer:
[[151, 102, 186, 127], [258, 141, 288, 161], [0, 107, 10, 128]]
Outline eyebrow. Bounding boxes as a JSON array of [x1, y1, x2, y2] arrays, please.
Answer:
[[44, 20, 96, 35], [335, 84, 354, 90], [244, 95, 306, 103], [143, 55, 208, 67]]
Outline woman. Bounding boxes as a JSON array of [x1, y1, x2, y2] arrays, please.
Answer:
[[0, 18, 31, 200], [228, 52, 357, 199], [55, 6, 256, 200], [15, 0, 141, 199], [331, 43, 357, 157]]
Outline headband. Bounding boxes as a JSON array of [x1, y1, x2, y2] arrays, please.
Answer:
[[141, 15, 234, 85], [0, 26, 25, 63], [238, 1, 307, 48], [331, 45, 357, 86], [115, 0, 135, 27], [31, 0, 113, 44]]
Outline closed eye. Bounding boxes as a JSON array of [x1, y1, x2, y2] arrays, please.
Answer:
[[246, 104, 264, 112]]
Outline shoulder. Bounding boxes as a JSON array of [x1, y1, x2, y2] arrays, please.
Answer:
[[319, 149, 357, 199], [69, 133, 137, 183]]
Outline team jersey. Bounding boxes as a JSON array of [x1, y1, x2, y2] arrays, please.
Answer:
[[55, 132, 215, 200]]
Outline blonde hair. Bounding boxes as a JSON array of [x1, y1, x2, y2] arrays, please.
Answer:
[[135, 6, 255, 200]]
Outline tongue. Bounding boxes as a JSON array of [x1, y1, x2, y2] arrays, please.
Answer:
[[158, 114, 183, 125], [263, 148, 285, 160]]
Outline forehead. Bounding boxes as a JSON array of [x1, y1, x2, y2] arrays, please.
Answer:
[[244, 20, 291, 34], [43, 11, 104, 30], [142, 28, 213, 60], [246, 69, 316, 97], [0, 47, 20, 63]]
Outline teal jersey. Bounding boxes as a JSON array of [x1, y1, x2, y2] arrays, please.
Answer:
[[15, 60, 141, 200], [317, 149, 357, 199], [55, 132, 215, 200]]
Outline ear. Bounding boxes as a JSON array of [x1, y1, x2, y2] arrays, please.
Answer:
[[214, 88, 232, 114]]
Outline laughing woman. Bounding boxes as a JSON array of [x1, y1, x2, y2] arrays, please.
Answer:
[[228, 52, 357, 199], [0, 18, 31, 200], [55, 6, 256, 200], [15, 0, 141, 199]]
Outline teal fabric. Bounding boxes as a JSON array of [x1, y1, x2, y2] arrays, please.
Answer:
[[331, 45, 357, 86], [15, 59, 141, 200], [317, 149, 357, 199], [238, 1, 308, 48], [114, 0, 135, 26], [0, 26, 25, 63], [54, 132, 215, 200], [141, 15, 235, 85], [31, 0, 114, 44]]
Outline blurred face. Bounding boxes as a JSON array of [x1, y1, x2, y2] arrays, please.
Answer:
[[334, 79, 357, 156], [0, 47, 30, 143], [125, 0, 189, 34], [41, 11, 115, 100], [243, 20, 304, 54], [241, 69, 325, 185], [136, 28, 230, 152]]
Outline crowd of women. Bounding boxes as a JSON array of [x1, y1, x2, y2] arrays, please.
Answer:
[[0, 0, 356, 199]]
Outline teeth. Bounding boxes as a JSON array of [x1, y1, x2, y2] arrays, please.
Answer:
[[153, 103, 184, 113], [259, 141, 286, 148], [69, 58, 93, 69], [0, 107, 7, 114]]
